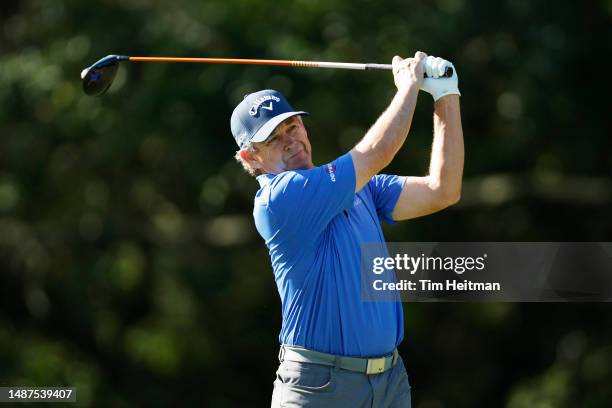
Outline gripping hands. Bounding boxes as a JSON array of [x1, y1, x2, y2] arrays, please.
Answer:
[[420, 55, 460, 101]]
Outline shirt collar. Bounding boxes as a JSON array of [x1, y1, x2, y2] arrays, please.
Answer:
[[256, 173, 275, 188]]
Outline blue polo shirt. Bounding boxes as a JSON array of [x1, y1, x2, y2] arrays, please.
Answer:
[[254, 153, 405, 357]]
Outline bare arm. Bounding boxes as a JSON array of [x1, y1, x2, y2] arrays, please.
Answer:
[[350, 52, 426, 192], [391, 94, 464, 220]]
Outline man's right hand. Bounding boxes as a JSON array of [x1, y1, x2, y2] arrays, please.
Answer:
[[392, 51, 427, 91]]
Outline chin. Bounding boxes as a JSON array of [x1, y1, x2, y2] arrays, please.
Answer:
[[297, 157, 315, 170], [286, 154, 312, 171]]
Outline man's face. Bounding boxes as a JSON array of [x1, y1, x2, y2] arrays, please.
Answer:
[[247, 116, 314, 174]]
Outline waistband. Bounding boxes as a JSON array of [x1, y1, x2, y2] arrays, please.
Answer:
[[278, 345, 399, 375]]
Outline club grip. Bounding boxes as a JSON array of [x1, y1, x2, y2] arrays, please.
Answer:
[[434, 66, 454, 78], [365, 64, 454, 78]]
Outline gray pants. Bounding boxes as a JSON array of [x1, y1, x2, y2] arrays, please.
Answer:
[[271, 354, 411, 407]]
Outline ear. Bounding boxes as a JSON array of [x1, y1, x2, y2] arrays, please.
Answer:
[[239, 148, 263, 170]]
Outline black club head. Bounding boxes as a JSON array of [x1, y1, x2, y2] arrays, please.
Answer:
[[81, 55, 125, 96]]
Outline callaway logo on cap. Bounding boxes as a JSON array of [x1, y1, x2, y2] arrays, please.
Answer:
[[248, 95, 280, 116], [230, 89, 309, 149]]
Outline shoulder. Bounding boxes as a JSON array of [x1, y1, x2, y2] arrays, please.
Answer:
[[258, 170, 308, 194], [254, 170, 307, 210], [254, 153, 356, 213]]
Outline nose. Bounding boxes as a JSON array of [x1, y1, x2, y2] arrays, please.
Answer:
[[283, 133, 297, 151]]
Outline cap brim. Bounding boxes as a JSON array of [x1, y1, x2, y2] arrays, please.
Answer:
[[250, 111, 309, 144]]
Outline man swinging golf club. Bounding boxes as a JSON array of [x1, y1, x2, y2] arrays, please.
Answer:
[[231, 51, 464, 407]]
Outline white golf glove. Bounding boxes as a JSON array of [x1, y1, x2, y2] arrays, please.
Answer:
[[420, 56, 460, 101]]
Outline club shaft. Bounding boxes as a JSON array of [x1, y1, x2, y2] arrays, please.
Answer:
[[123, 56, 452, 76], [127, 56, 391, 70]]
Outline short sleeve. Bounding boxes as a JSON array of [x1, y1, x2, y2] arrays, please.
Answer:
[[367, 174, 406, 224], [266, 153, 356, 238]]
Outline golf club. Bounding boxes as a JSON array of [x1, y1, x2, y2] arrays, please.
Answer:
[[81, 54, 454, 96]]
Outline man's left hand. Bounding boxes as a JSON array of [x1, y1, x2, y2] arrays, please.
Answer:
[[420, 56, 460, 101]]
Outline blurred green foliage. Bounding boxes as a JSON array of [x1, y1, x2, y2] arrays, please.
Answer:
[[1, 0, 611, 406]]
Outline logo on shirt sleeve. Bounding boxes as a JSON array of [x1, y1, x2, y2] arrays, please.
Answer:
[[325, 164, 337, 182]]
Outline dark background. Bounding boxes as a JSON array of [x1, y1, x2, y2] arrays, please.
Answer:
[[1, 0, 611, 406]]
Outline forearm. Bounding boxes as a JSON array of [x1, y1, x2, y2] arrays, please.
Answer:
[[351, 84, 419, 187], [428, 95, 464, 201], [356, 84, 418, 163]]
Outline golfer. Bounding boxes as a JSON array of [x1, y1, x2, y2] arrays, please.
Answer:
[[231, 51, 464, 407]]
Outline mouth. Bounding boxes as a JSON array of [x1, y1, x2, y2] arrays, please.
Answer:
[[287, 149, 305, 161]]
